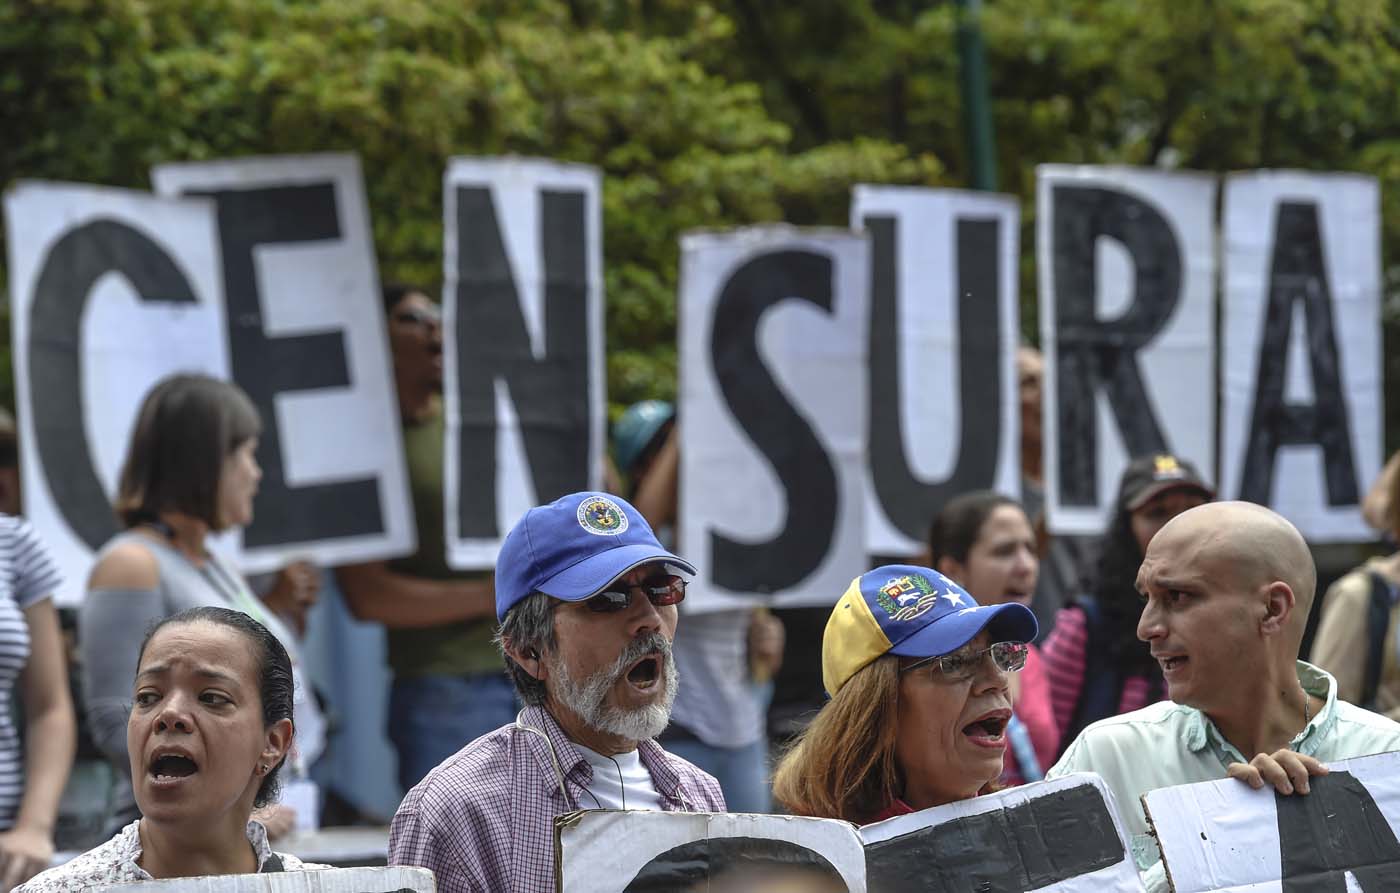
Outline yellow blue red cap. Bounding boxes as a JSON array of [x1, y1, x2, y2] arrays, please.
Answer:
[[821, 564, 1038, 697]]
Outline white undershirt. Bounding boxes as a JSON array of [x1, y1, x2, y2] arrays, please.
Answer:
[[575, 744, 663, 811]]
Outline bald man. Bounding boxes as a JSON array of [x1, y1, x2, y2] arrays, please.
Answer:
[[1047, 502, 1400, 885]]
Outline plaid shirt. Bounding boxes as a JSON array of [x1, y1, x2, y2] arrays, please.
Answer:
[[389, 705, 726, 893]]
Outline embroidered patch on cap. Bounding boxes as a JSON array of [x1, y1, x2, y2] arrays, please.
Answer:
[[1153, 454, 1186, 479], [577, 496, 630, 536], [875, 573, 938, 622]]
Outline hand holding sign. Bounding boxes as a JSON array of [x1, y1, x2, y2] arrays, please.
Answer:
[[1147, 751, 1400, 893], [1225, 748, 1329, 795]]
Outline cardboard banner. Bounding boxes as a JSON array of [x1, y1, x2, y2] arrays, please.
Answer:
[[1219, 172, 1382, 542], [555, 809, 865, 893], [861, 773, 1146, 892], [678, 226, 869, 611], [152, 154, 414, 573], [1037, 166, 1217, 536], [94, 866, 435, 892], [1146, 751, 1400, 891], [5, 182, 230, 605], [852, 186, 1021, 558], [441, 157, 605, 568]]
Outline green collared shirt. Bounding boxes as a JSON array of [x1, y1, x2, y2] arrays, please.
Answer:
[[1047, 661, 1400, 876]]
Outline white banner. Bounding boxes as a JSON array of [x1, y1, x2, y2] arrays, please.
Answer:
[[861, 773, 1146, 892], [95, 866, 435, 893], [852, 186, 1021, 557], [5, 182, 229, 606], [1146, 751, 1400, 892], [1219, 171, 1382, 542], [152, 154, 414, 572], [556, 809, 865, 893], [1037, 166, 1217, 535], [441, 157, 605, 569], [678, 226, 869, 611]]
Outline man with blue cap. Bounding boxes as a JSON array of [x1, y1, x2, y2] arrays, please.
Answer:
[[388, 492, 726, 893]]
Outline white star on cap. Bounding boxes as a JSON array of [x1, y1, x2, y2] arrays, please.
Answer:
[[944, 591, 966, 607]]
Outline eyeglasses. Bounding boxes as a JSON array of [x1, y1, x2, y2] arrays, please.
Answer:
[[901, 641, 1028, 682], [584, 574, 687, 613], [393, 307, 441, 331]]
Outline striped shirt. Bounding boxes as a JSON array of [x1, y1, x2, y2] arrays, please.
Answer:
[[0, 516, 62, 828], [389, 705, 726, 893], [1041, 604, 1158, 741]]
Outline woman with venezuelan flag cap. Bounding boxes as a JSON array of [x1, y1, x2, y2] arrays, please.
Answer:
[[771, 565, 1037, 824]]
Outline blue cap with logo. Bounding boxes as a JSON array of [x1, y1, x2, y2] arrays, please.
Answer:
[[822, 564, 1039, 697], [495, 491, 698, 620]]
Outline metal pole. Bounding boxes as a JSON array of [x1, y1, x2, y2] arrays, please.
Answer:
[[956, 0, 997, 191]]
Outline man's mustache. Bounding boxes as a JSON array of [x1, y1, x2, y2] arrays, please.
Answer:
[[605, 631, 673, 682]]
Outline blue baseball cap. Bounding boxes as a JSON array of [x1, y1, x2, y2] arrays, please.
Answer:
[[822, 564, 1038, 697], [495, 491, 698, 620]]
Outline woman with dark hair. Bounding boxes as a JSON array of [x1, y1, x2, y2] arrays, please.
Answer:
[[1041, 454, 1213, 750], [79, 374, 324, 833], [772, 565, 1037, 824], [928, 491, 1056, 785], [19, 608, 327, 890]]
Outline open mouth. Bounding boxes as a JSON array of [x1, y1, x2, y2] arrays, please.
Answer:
[[625, 655, 662, 690], [1159, 655, 1188, 673], [961, 711, 1010, 747], [149, 753, 199, 782]]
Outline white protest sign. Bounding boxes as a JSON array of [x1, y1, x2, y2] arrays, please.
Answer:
[[441, 157, 605, 569], [5, 181, 229, 606], [861, 772, 1146, 892], [852, 186, 1021, 558], [678, 226, 869, 611], [1219, 171, 1382, 542], [94, 866, 435, 892], [1037, 166, 1217, 536], [152, 154, 414, 573], [1145, 751, 1400, 892], [555, 809, 865, 893]]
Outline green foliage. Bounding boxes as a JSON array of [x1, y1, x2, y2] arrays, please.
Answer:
[[0, 0, 938, 414], [3, 0, 1398, 438], [661, 0, 1400, 441]]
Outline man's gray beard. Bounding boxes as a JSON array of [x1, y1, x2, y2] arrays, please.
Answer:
[[548, 632, 678, 743]]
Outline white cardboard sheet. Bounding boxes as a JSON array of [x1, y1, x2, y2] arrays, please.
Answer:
[[1145, 751, 1400, 893], [1218, 171, 1382, 542], [94, 866, 435, 892], [861, 772, 1146, 892], [851, 186, 1021, 558], [1037, 166, 1217, 536], [440, 157, 605, 569], [5, 181, 230, 606], [678, 226, 869, 611], [152, 154, 415, 573], [555, 809, 865, 893]]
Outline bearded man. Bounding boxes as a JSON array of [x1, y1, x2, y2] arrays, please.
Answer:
[[388, 492, 726, 893]]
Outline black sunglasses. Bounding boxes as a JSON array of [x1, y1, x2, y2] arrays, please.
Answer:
[[585, 574, 687, 613]]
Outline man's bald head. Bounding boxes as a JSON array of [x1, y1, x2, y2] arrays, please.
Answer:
[[1149, 501, 1316, 626]]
